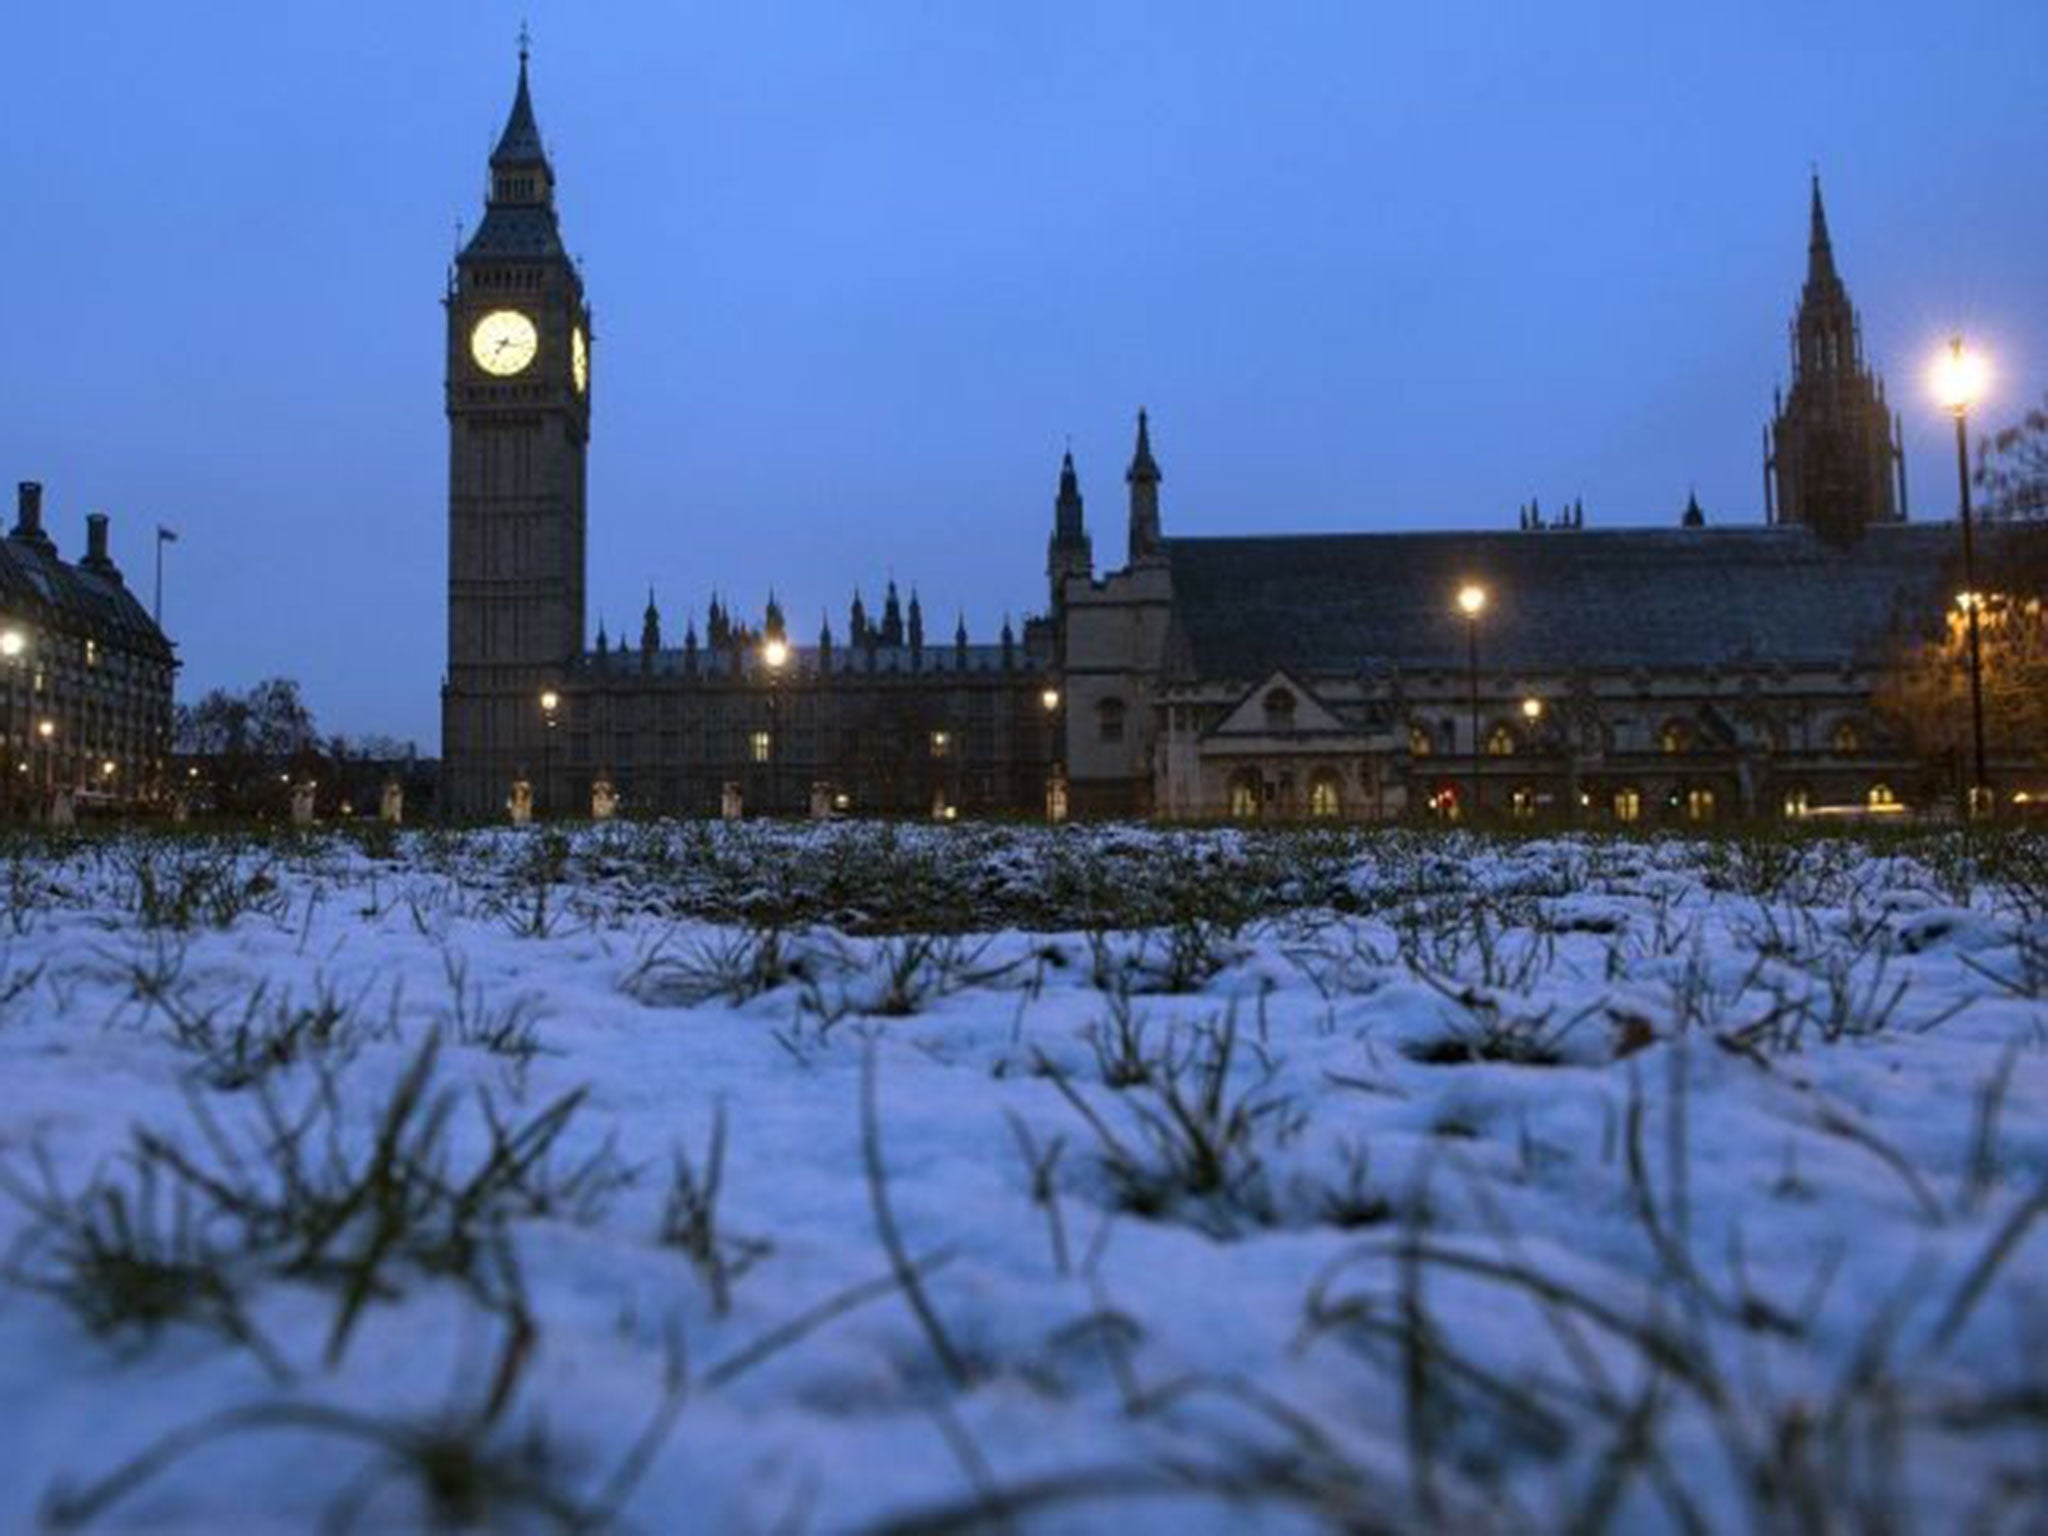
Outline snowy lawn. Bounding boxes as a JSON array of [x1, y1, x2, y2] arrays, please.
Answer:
[[0, 822, 2045, 1532]]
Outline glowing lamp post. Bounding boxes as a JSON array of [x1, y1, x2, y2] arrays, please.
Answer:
[[1040, 685, 1066, 822], [761, 637, 789, 816], [539, 689, 560, 818], [1933, 337, 1990, 817], [1455, 583, 1488, 821]]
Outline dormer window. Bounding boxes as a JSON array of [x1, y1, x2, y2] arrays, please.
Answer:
[[1262, 687, 1296, 732]]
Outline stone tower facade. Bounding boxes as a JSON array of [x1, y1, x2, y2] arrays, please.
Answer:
[[1766, 178, 1906, 544], [442, 46, 593, 816]]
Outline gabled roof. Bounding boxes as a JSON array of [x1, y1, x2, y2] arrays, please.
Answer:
[[1163, 523, 1954, 682], [1207, 669, 1354, 739]]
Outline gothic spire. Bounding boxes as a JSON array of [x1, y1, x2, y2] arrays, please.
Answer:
[[1054, 450, 1085, 542], [1126, 409, 1164, 564], [492, 38, 549, 171], [1127, 409, 1161, 487], [1806, 173, 1839, 292]]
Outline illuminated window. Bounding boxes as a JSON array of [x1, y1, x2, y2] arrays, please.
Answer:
[[1867, 783, 1897, 811], [1408, 725, 1432, 757], [1510, 786, 1536, 821], [85, 640, 98, 667], [1659, 721, 1691, 755], [930, 730, 951, 759], [1308, 771, 1341, 819], [1686, 787, 1716, 823], [1432, 785, 1462, 822], [750, 730, 771, 763], [1227, 771, 1260, 820], [1485, 724, 1518, 756], [1613, 787, 1641, 823], [1831, 720, 1862, 754], [1783, 788, 1811, 818]]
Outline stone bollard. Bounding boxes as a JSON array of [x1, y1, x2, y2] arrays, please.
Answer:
[[508, 779, 533, 826], [290, 782, 317, 827], [720, 781, 743, 820], [379, 780, 404, 825], [591, 779, 617, 821], [49, 788, 75, 827]]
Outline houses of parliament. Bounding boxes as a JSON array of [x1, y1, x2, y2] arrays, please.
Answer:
[[442, 51, 1954, 825]]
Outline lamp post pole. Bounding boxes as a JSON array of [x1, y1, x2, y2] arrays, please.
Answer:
[[1955, 412, 1989, 820], [762, 637, 789, 817], [1456, 584, 1488, 824], [1938, 336, 1991, 820], [540, 690, 560, 819]]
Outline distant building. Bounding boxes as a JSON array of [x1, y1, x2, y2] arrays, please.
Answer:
[[0, 482, 177, 815], [442, 55, 1961, 825]]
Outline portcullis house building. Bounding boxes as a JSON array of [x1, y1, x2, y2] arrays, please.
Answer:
[[441, 54, 1957, 825]]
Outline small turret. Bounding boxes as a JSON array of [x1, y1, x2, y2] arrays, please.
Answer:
[[907, 589, 924, 663], [850, 590, 869, 647], [641, 587, 661, 654], [1126, 409, 1163, 565], [1047, 448, 1093, 606], [881, 580, 904, 647]]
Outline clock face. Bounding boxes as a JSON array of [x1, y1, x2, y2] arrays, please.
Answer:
[[470, 310, 538, 377], [572, 325, 589, 394]]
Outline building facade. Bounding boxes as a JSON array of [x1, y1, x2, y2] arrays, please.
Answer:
[[0, 482, 177, 816], [442, 58, 1962, 826]]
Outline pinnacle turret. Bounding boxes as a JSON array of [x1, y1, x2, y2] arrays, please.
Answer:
[[1126, 409, 1164, 565]]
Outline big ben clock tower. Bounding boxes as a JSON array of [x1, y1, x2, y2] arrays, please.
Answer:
[[442, 40, 591, 817]]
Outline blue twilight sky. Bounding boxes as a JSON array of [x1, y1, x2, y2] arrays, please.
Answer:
[[2, 2, 2044, 748]]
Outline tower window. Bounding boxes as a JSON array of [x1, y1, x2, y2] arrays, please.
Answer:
[[750, 730, 772, 764], [1096, 697, 1126, 745]]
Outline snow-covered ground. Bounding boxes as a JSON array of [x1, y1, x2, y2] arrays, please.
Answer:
[[1, 823, 2044, 1532]]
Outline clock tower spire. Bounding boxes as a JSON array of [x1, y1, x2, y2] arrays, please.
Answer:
[[441, 42, 594, 817]]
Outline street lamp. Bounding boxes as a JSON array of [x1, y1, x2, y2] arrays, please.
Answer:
[[1455, 583, 1488, 822], [1040, 684, 1065, 822], [1933, 336, 1990, 817], [761, 636, 789, 815], [539, 689, 560, 818], [35, 718, 54, 813], [0, 628, 23, 818]]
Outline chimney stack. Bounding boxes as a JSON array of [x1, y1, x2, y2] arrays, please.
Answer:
[[83, 513, 120, 580], [13, 482, 48, 545]]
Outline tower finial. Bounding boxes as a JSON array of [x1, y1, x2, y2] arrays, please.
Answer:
[[518, 20, 532, 67], [1807, 170, 1838, 287]]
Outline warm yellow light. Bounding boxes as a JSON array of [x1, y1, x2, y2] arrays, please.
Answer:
[[762, 637, 790, 670], [1041, 687, 1060, 711], [539, 689, 560, 713], [1521, 696, 1544, 721], [470, 310, 539, 377], [0, 629, 23, 658], [187, 766, 199, 778], [36, 719, 54, 740], [1931, 336, 1989, 416], [1456, 583, 1488, 618], [101, 760, 116, 778], [1955, 590, 1986, 613]]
